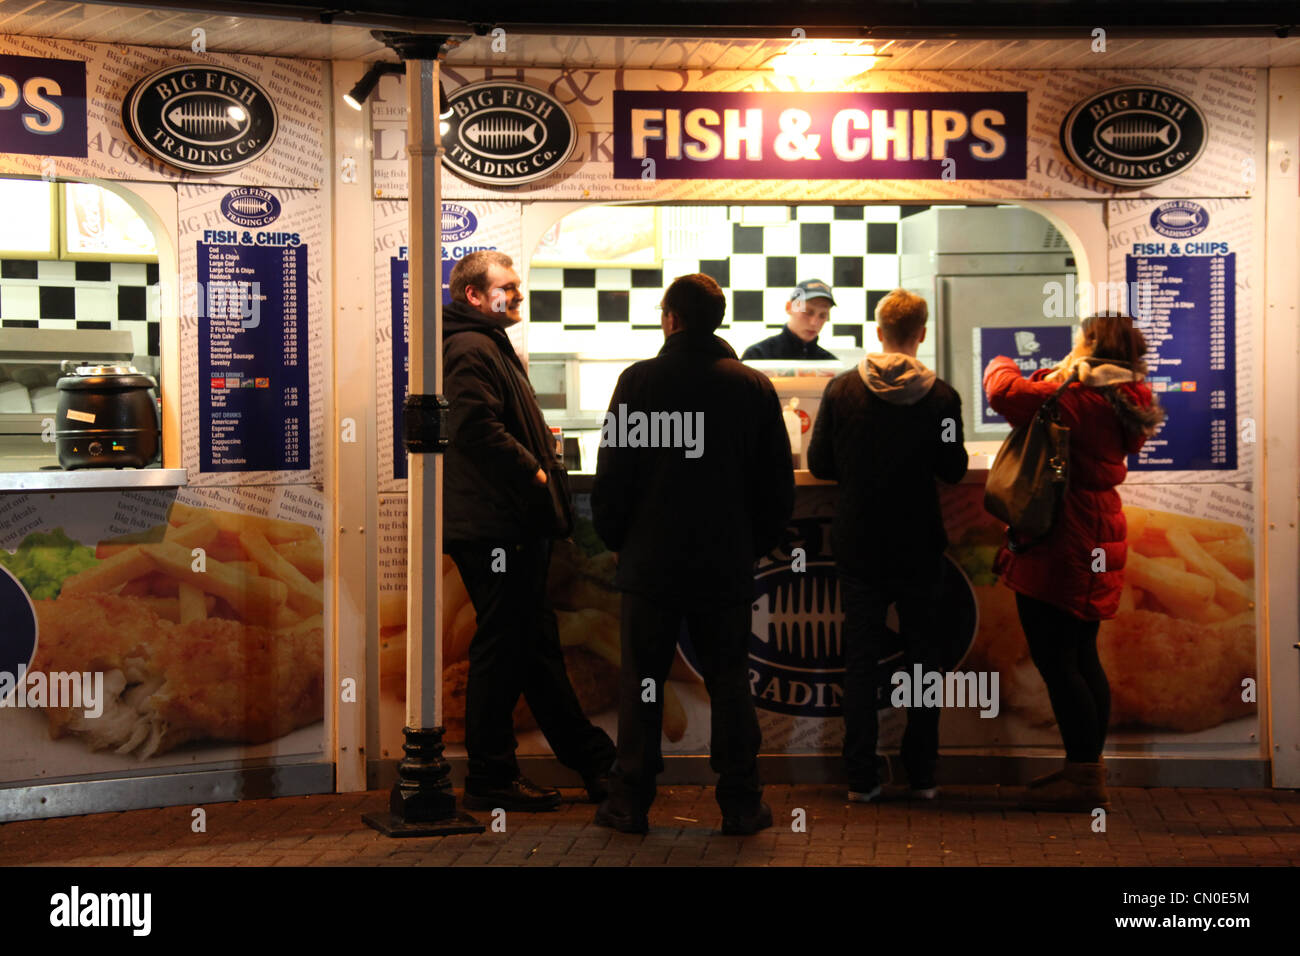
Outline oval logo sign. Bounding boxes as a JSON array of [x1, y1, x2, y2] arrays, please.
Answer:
[[1060, 85, 1207, 187], [1149, 200, 1209, 238], [123, 64, 278, 173], [0, 563, 38, 703], [442, 81, 575, 186], [441, 203, 478, 241], [221, 187, 281, 227], [678, 526, 977, 719]]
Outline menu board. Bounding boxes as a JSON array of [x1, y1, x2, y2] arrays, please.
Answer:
[[973, 325, 1073, 432], [391, 251, 410, 481], [198, 234, 310, 471], [1126, 251, 1236, 471]]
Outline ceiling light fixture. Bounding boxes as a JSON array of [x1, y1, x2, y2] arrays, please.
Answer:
[[770, 40, 893, 82], [344, 61, 405, 110]]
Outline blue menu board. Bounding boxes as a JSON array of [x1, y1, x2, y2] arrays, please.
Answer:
[[198, 235, 309, 471], [391, 252, 409, 480], [391, 246, 458, 481], [1126, 253, 1235, 471], [975, 325, 1073, 429]]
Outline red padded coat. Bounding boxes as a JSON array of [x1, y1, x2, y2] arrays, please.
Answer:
[[983, 356, 1154, 621]]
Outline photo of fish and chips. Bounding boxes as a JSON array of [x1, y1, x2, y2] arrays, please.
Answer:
[[379, 514, 694, 747], [956, 505, 1257, 736], [0, 502, 325, 760]]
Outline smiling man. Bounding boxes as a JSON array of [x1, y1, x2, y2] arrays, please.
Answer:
[[741, 279, 839, 361], [441, 250, 616, 812]]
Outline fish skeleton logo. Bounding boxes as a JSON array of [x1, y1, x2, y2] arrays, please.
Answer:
[[441, 203, 478, 241], [1059, 85, 1207, 187], [0, 564, 37, 702], [678, 524, 979, 718], [442, 81, 576, 186], [123, 64, 278, 173], [1149, 200, 1209, 239], [221, 187, 280, 227]]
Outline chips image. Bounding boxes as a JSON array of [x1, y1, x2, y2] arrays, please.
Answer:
[[16, 502, 325, 757], [962, 505, 1256, 733]]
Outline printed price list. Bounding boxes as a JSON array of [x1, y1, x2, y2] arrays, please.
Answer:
[[1126, 252, 1236, 471], [198, 237, 310, 472]]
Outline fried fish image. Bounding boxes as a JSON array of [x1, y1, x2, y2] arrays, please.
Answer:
[[31, 593, 324, 757]]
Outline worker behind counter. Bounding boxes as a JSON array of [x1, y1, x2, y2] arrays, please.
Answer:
[[741, 279, 839, 362]]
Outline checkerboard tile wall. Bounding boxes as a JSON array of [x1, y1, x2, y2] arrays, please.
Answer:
[[0, 259, 161, 361], [526, 204, 929, 358]]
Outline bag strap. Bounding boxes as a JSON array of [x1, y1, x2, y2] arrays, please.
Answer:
[[1036, 367, 1078, 422]]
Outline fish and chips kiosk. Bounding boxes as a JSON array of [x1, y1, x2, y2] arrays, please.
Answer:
[[0, 13, 1297, 821]]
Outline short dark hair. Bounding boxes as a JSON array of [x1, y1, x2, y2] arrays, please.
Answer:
[[449, 250, 514, 303], [1082, 313, 1149, 377], [661, 273, 725, 334]]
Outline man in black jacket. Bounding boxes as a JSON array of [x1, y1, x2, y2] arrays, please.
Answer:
[[806, 288, 968, 802], [442, 250, 615, 811], [591, 273, 795, 835]]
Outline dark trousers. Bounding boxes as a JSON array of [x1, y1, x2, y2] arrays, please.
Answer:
[[1015, 592, 1109, 763], [610, 591, 761, 816], [446, 538, 615, 790], [840, 562, 945, 790]]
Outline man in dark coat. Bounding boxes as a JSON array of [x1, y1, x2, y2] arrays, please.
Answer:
[[806, 288, 968, 802], [442, 250, 615, 811], [741, 278, 839, 361], [591, 273, 795, 834]]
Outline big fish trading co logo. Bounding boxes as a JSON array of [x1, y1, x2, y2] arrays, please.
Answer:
[[220, 187, 280, 228], [0, 564, 37, 703], [442, 203, 478, 242], [1059, 85, 1207, 187], [442, 81, 576, 186], [679, 521, 979, 717], [122, 64, 278, 173], [1149, 200, 1209, 239]]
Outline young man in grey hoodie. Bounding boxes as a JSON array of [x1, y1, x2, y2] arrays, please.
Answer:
[[806, 288, 968, 801]]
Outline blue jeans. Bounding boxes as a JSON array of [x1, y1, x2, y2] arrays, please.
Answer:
[[839, 560, 945, 790]]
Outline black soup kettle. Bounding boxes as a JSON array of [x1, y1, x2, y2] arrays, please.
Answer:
[[55, 364, 161, 469]]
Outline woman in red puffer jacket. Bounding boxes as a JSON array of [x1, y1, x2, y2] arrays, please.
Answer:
[[983, 314, 1164, 813]]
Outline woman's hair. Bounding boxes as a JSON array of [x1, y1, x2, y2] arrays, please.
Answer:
[[1080, 313, 1166, 436], [1081, 313, 1148, 377]]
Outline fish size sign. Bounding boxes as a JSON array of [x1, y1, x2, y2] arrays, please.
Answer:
[[442, 80, 576, 186], [122, 64, 278, 174], [1060, 85, 1207, 187]]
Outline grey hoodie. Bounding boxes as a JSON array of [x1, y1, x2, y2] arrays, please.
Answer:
[[857, 352, 937, 406]]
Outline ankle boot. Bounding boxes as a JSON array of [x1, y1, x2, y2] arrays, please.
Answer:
[[1018, 760, 1110, 812], [1028, 755, 1104, 791]]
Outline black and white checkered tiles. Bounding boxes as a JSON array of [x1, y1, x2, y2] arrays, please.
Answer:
[[0, 259, 161, 359], [526, 204, 929, 357]]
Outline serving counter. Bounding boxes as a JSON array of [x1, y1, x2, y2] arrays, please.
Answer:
[[369, 448, 1267, 792]]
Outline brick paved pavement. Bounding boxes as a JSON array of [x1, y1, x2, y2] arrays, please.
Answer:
[[2, 785, 1299, 867]]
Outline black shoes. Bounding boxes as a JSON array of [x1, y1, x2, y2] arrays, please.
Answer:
[[463, 775, 562, 811], [593, 799, 650, 834], [583, 773, 611, 804], [721, 801, 773, 836]]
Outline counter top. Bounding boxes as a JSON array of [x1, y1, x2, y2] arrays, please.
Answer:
[[0, 468, 187, 492]]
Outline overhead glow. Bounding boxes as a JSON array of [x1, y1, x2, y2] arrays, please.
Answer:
[[771, 41, 880, 82]]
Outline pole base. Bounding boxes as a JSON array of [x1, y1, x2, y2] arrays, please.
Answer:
[[362, 811, 484, 838], [367, 725, 484, 837]]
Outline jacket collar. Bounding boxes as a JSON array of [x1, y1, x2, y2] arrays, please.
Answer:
[[658, 330, 739, 359], [442, 300, 525, 371], [780, 325, 822, 355]]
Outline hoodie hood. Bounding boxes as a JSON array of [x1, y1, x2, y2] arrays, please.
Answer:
[[858, 352, 937, 405], [1045, 357, 1165, 437], [1044, 357, 1137, 387]]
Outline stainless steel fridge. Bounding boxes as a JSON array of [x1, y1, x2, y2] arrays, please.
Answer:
[[900, 206, 1079, 438]]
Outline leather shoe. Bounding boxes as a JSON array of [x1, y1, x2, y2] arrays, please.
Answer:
[[721, 801, 773, 836], [583, 773, 611, 804], [593, 799, 649, 834], [463, 776, 561, 811]]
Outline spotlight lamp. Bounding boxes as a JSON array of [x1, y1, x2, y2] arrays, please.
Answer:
[[344, 61, 405, 110]]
